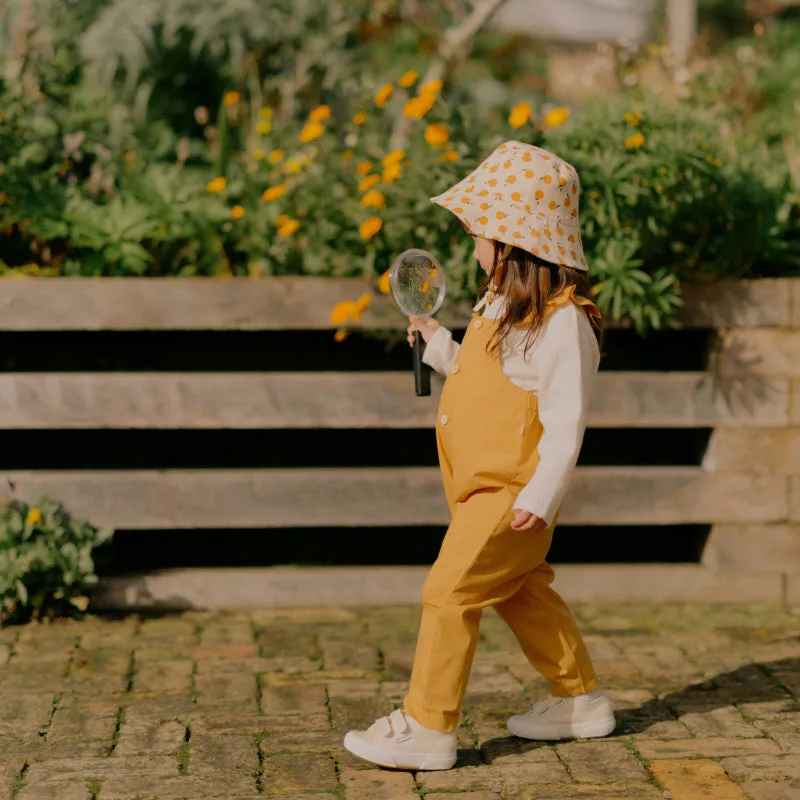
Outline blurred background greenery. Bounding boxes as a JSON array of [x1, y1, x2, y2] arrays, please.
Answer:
[[0, 0, 798, 330]]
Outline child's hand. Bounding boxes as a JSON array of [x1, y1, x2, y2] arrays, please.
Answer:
[[511, 509, 547, 533], [407, 315, 441, 346]]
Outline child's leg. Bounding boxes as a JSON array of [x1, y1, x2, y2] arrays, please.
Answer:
[[404, 489, 554, 733], [494, 561, 598, 697]]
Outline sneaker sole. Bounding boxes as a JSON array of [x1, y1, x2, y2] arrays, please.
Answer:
[[507, 714, 617, 741], [343, 732, 457, 771]]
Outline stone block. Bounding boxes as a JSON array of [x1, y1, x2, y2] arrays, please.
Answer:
[[720, 754, 800, 783], [702, 525, 800, 572], [650, 759, 748, 799], [740, 781, 800, 800], [556, 741, 648, 783], [681, 279, 794, 328], [704, 429, 800, 474], [716, 329, 800, 378], [636, 737, 781, 760], [261, 752, 338, 794], [340, 769, 419, 799]]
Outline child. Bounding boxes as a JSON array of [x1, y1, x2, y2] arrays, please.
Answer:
[[344, 141, 615, 771]]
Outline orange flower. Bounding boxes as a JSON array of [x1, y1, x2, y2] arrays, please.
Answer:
[[206, 177, 227, 193], [353, 112, 367, 125], [360, 217, 383, 241], [544, 107, 570, 128], [378, 270, 391, 294], [424, 123, 449, 147], [223, 91, 241, 107], [357, 160, 373, 175], [268, 150, 285, 164], [299, 121, 324, 143], [277, 219, 300, 237], [402, 93, 435, 119], [355, 292, 372, 313], [275, 214, 291, 227], [441, 150, 459, 162], [361, 189, 386, 209], [375, 83, 394, 108], [382, 150, 406, 167], [624, 111, 643, 127], [262, 185, 287, 202], [398, 70, 419, 88], [420, 79, 443, 95], [382, 163, 402, 184], [508, 102, 532, 129], [625, 132, 646, 150], [252, 149, 267, 161], [231, 205, 246, 219], [309, 105, 331, 123], [330, 301, 360, 326], [359, 174, 381, 193], [334, 329, 348, 342]]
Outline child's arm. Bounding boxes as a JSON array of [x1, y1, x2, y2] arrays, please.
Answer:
[[408, 315, 461, 377], [513, 306, 599, 527]]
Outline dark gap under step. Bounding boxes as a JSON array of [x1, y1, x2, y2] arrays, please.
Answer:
[[0, 428, 712, 469], [0, 328, 714, 372], [97, 524, 712, 574]]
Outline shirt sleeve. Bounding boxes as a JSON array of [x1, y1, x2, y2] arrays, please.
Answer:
[[421, 326, 460, 376], [514, 306, 599, 525]]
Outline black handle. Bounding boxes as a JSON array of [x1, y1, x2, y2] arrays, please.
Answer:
[[413, 330, 431, 397]]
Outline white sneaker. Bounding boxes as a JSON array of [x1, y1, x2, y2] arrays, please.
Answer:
[[343, 708, 457, 771], [507, 688, 616, 741]]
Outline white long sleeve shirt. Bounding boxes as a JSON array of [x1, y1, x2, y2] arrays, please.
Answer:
[[423, 295, 600, 524]]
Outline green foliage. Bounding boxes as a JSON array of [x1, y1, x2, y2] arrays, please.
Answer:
[[0, 1, 798, 331], [0, 496, 113, 623]]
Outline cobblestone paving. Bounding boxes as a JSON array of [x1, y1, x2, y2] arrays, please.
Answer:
[[1, 604, 799, 799]]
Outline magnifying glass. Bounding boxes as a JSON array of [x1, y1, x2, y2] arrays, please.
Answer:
[[389, 248, 447, 397]]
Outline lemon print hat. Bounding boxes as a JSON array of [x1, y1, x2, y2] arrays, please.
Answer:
[[431, 140, 588, 271]]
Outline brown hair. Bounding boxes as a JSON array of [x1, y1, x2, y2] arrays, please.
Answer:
[[480, 240, 603, 355]]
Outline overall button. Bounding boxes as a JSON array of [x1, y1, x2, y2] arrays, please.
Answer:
[[474, 319, 483, 329], [440, 414, 449, 425], [451, 365, 460, 374]]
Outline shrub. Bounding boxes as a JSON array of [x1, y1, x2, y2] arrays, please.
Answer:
[[0, 496, 113, 623]]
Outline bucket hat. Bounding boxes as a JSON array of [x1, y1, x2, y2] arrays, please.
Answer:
[[431, 141, 588, 272]]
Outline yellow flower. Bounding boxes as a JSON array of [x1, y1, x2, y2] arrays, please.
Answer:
[[420, 79, 443, 95], [259, 107, 274, 120], [424, 123, 449, 147], [275, 214, 291, 227], [300, 121, 324, 143], [253, 149, 267, 161], [262, 185, 287, 202], [357, 161, 373, 175], [223, 91, 241, 107], [402, 94, 436, 119], [330, 301, 360, 325], [361, 189, 386, 209], [206, 177, 227, 193], [343, 150, 354, 160], [544, 107, 571, 128], [26, 508, 42, 525], [359, 174, 381, 193], [375, 83, 394, 108], [353, 112, 367, 125], [398, 70, 419, 88], [378, 270, 391, 294], [278, 219, 300, 237], [268, 150, 285, 164], [309, 105, 331, 123], [382, 150, 406, 167], [355, 292, 372, 313], [257, 119, 272, 135], [334, 329, 348, 342], [231, 205, 246, 220], [625, 132, 646, 150], [382, 163, 402, 184], [508, 102, 532, 129], [624, 111, 643, 127], [360, 217, 383, 240], [285, 158, 303, 174], [441, 150, 459, 162]]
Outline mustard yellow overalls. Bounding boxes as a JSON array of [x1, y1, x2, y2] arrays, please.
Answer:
[[404, 289, 601, 733]]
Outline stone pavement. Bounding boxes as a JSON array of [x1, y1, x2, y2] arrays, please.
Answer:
[[0, 604, 799, 800]]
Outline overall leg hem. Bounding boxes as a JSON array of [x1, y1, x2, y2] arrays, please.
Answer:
[[549, 675, 599, 698], [403, 699, 459, 734]]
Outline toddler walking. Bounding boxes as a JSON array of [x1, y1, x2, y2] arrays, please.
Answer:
[[344, 141, 615, 771]]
